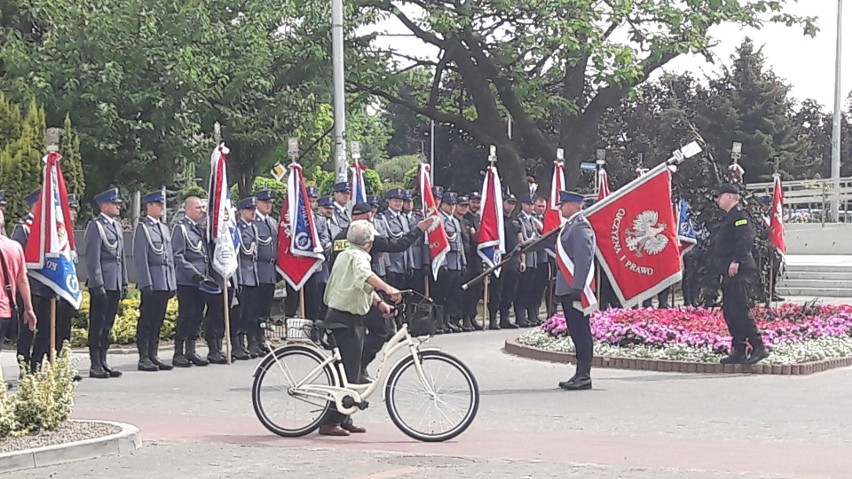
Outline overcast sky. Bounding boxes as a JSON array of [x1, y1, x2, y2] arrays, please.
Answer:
[[370, 1, 850, 111]]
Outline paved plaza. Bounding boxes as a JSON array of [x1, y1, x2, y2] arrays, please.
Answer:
[[3, 329, 851, 478]]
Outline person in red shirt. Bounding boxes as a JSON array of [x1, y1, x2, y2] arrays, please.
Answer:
[[0, 211, 39, 383]]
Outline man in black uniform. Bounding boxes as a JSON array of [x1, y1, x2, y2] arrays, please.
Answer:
[[459, 194, 483, 331], [713, 184, 768, 365], [490, 194, 523, 329]]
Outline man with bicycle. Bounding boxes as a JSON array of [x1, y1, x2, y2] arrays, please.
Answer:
[[320, 219, 401, 437]]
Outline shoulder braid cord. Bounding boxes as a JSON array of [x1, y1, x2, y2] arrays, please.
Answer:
[[381, 212, 404, 240], [134, 220, 167, 256], [94, 220, 120, 253], [179, 223, 207, 254]]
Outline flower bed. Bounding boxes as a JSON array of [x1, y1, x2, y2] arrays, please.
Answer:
[[517, 303, 852, 365]]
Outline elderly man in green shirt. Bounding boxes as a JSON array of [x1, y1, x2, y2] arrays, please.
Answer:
[[320, 219, 400, 437]]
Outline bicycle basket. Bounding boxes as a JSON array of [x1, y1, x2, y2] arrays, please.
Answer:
[[401, 297, 437, 336], [285, 318, 315, 340]]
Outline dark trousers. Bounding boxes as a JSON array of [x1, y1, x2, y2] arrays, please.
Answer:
[[433, 268, 462, 320], [487, 272, 502, 324], [31, 296, 74, 369], [721, 272, 762, 349], [88, 290, 121, 349], [236, 286, 259, 334], [322, 309, 365, 426], [361, 306, 391, 368], [559, 296, 594, 364], [18, 294, 49, 365], [175, 285, 206, 341], [256, 283, 275, 320], [498, 262, 521, 324], [514, 266, 538, 322], [642, 287, 671, 309], [461, 263, 482, 321], [137, 290, 170, 347], [204, 288, 233, 341], [303, 274, 324, 320]]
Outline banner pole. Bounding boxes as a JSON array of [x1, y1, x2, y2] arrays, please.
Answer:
[[49, 297, 57, 362], [223, 281, 232, 365], [299, 288, 306, 318], [768, 260, 775, 308], [595, 263, 602, 306], [482, 275, 489, 330], [424, 275, 430, 298]]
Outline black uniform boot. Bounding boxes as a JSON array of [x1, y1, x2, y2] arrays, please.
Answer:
[[247, 333, 263, 358], [149, 340, 173, 370], [514, 305, 530, 327], [101, 347, 122, 377], [745, 336, 770, 365], [470, 315, 484, 331], [173, 340, 192, 368], [446, 316, 462, 333], [88, 347, 109, 379], [559, 361, 592, 390], [499, 308, 519, 329], [720, 342, 748, 365], [137, 340, 158, 372], [207, 338, 228, 365], [186, 340, 209, 366], [461, 316, 475, 332], [231, 334, 251, 360]]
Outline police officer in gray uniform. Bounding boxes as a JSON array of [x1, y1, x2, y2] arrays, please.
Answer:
[[236, 196, 264, 357], [84, 188, 128, 379], [554, 191, 595, 390], [253, 190, 278, 355], [403, 190, 428, 295], [170, 196, 212, 366], [331, 182, 352, 230], [132, 191, 177, 372], [434, 192, 466, 334], [515, 194, 539, 327], [532, 197, 551, 322], [377, 188, 411, 290]]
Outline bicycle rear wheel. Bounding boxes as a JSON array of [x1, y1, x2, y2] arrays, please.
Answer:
[[252, 344, 335, 437], [385, 350, 479, 442]]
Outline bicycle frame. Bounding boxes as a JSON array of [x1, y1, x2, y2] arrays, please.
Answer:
[[264, 323, 439, 416]]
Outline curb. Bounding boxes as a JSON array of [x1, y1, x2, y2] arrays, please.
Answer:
[[504, 336, 852, 375], [0, 420, 141, 473]]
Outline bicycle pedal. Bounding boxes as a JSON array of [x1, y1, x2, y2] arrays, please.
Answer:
[[358, 401, 369, 410]]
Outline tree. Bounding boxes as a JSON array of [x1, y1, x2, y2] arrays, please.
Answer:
[[351, 0, 816, 195], [696, 39, 817, 183], [0, 99, 45, 221], [60, 114, 85, 199]]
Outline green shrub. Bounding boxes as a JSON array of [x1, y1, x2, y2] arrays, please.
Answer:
[[6, 346, 76, 436]]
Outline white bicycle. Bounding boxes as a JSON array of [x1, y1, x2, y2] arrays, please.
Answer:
[[251, 290, 480, 442]]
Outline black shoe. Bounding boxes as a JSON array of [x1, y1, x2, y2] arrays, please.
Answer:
[[500, 322, 520, 329], [138, 358, 159, 372], [559, 376, 592, 390], [89, 367, 110, 379], [149, 340, 173, 370], [231, 337, 251, 361], [745, 349, 770, 365], [720, 354, 748, 365], [173, 340, 192, 368], [207, 339, 229, 365], [470, 318, 484, 331], [89, 347, 109, 378], [488, 321, 500, 330], [100, 348, 122, 378], [359, 367, 374, 383], [771, 294, 785, 302], [186, 340, 209, 366], [446, 321, 462, 333], [72, 374, 83, 382]]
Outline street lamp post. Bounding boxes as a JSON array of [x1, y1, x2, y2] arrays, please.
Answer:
[[830, 0, 843, 221], [331, 0, 347, 184]]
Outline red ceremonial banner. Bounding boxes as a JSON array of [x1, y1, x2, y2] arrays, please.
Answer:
[[586, 167, 683, 307], [418, 164, 449, 280], [768, 175, 786, 256], [543, 161, 565, 235]]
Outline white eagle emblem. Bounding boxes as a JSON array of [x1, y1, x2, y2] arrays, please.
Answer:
[[625, 210, 668, 257]]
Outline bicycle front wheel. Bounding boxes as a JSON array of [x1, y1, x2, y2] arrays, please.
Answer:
[[385, 350, 479, 442], [252, 344, 335, 437]]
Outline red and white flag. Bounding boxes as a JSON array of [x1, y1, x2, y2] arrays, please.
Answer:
[[477, 163, 504, 276], [586, 166, 682, 307], [25, 152, 82, 308], [207, 144, 239, 279], [554, 214, 597, 314], [276, 162, 324, 290], [418, 164, 449, 280], [596, 167, 611, 200], [768, 174, 786, 256], [543, 160, 566, 234]]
